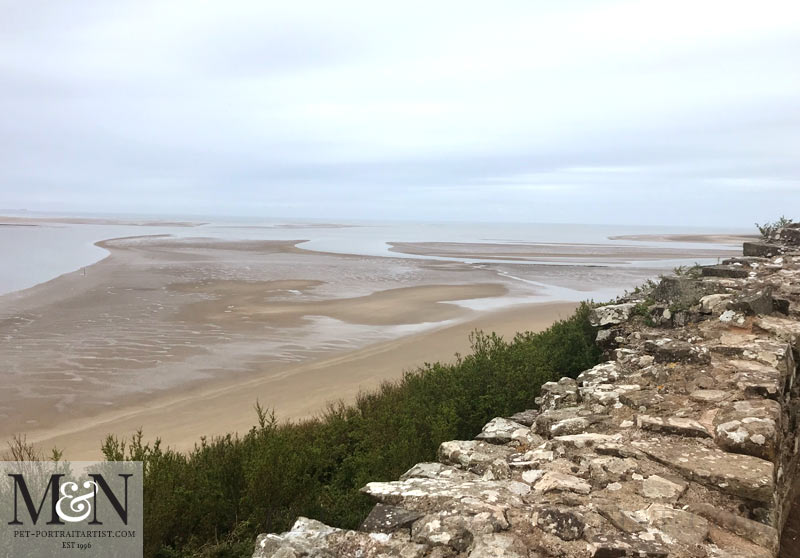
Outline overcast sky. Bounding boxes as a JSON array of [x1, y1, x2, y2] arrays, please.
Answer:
[[1, 1, 799, 226]]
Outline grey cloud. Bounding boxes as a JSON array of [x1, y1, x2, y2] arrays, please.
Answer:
[[1, 0, 799, 225]]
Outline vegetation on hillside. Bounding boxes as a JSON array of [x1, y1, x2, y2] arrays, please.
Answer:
[[102, 302, 600, 558], [755, 216, 793, 239]]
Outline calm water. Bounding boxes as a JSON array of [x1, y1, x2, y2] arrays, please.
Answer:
[[0, 213, 750, 297]]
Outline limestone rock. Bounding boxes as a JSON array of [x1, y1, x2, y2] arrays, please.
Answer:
[[713, 399, 780, 460], [475, 417, 538, 445], [689, 389, 730, 403], [641, 474, 687, 501], [598, 506, 645, 534], [730, 359, 784, 399], [534, 406, 595, 437], [636, 415, 711, 438], [688, 503, 779, 554], [729, 289, 774, 316], [360, 504, 424, 533], [468, 533, 528, 558], [552, 433, 618, 449], [643, 338, 710, 364], [587, 533, 668, 558], [361, 477, 524, 521], [252, 517, 426, 558], [620, 389, 661, 410], [589, 303, 637, 327], [634, 439, 774, 503], [743, 242, 782, 258], [581, 382, 642, 407], [549, 416, 592, 436], [400, 462, 476, 481], [699, 294, 733, 314], [702, 265, 749, 279], [505, 409, 538, 427], [534, 507, 585, 541], [410, 515, 472, 551], [437, 440, 514, 474], [533, 471, 591, 495], [644, 504, 709, 546], [577, 361, 626, 386], [536, 377, 579, 411]]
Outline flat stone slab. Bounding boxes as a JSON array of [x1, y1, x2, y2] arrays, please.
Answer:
[[636, 415, 711, 438], [644, 504, 709, 546], [534, 406, 599, 437], [730, 359, 784, 399], [400, 462, 477, 481], [533, 471, 591, 495], [359, 503, 423, 533], [643, 338, 711, 364], [690, 389, 731, 403], [468, 533, 528, 558], [755, 315, 800, 343], [552, 433, 619, 449], [641, 474, 687, 501], [581, 383, 642, 406], [689, 503, 779, 553], [702, 265, 749, 279], [620, 389, 662, 409], [361, 477, 524, 514], [743, 242, 782, 258], [597, 507, 645, 534], [588, 533, 668, 558], [254, 517, 427, 558], [437, 440, 514, 474], [633, 439, 774, 503], [505, 409, 538, 426]]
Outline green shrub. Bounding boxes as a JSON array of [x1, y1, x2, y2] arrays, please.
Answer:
[[755, 216, 793, 239], [104, 302, 601, 557]]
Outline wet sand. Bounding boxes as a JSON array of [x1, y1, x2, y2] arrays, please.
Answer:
[[0, 231, 737, 459], [388, 240, 741, 263], [27, 301, 578, 459], [607, 233, 758, 244], [0, 234, 577, 458]]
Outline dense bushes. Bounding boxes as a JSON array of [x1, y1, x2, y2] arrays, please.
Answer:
[[104, 302, 601, 557]]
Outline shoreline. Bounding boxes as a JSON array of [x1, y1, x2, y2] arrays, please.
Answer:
[[0, 225, 741, 460], [27, 300, 579, 459]]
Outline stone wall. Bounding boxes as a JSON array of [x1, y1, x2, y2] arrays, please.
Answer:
[[252, 227, 800, 558]]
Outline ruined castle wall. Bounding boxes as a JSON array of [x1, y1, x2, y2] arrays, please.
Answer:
[[252, 228, 800, 558]]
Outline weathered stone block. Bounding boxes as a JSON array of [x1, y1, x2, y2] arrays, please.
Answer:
[[359, 503, 423, 533], [475, 417, 538, 445], [589, 303, 637, 327], [437, 440, 514, 474], [729, 289, 774, 316], [633, 439, 774, 503], [643, 338, 710, 364], [636, 415, 711, 438], [702, 265, 749, 279], [534, 507, 585, 541], [713, 399, 781, 461]]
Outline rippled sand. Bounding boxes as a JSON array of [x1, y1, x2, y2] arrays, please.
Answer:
[[0, 233, 732, 458]]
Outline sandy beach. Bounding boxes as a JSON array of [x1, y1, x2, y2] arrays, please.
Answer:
[[389, 238, 742, 263], [0, 227, 739, 459]]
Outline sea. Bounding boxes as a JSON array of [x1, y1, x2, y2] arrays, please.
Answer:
[[0, 211, 750, 298]]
